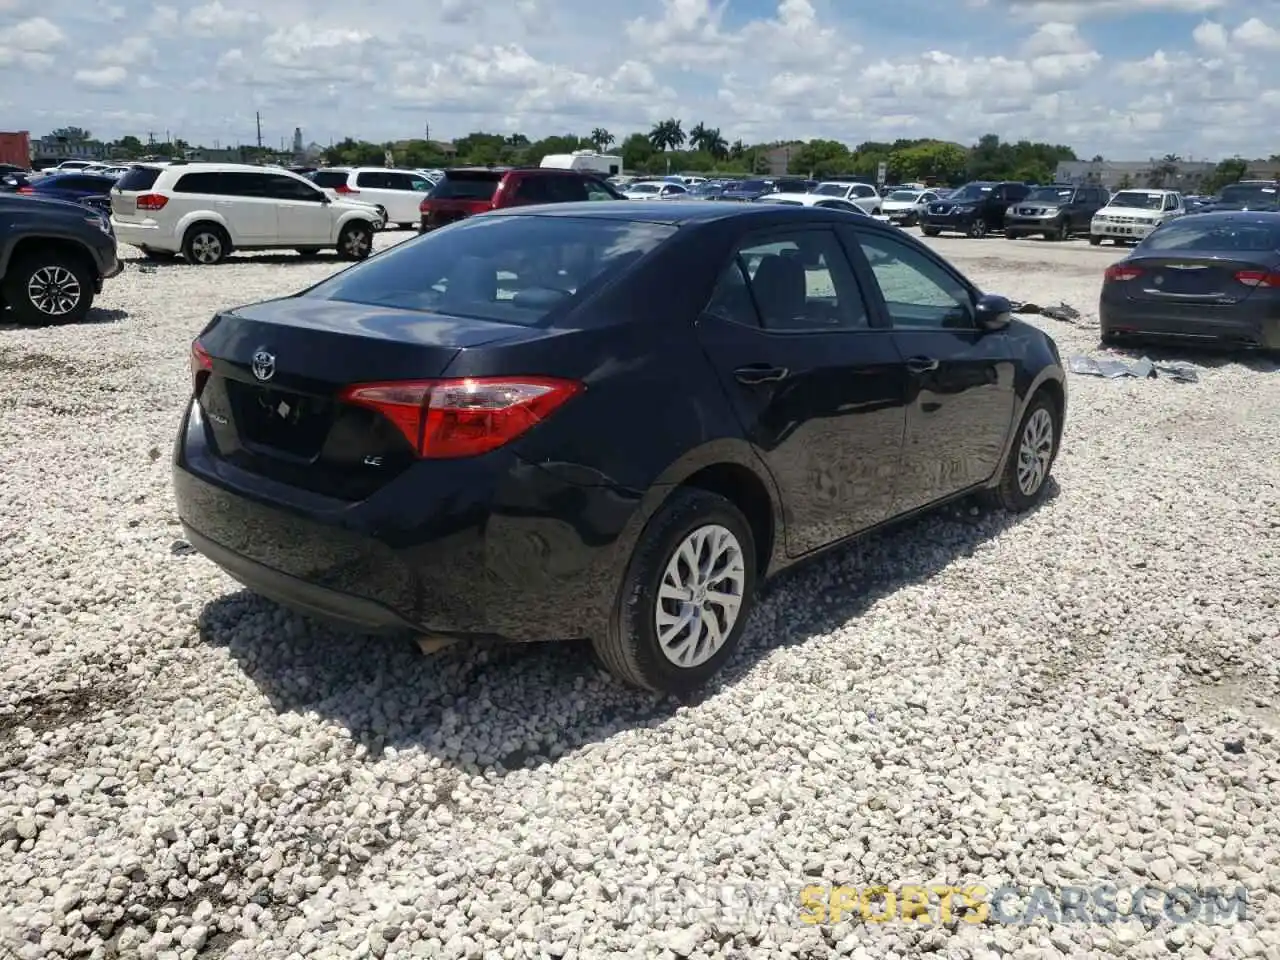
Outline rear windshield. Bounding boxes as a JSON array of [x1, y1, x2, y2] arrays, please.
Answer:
[[728, 180, 770, 192], [115, 166, 162, 192], [301, 215, 675, 326], [1142, 218, 1280, 252], [1218, 183, 1279, 205], [311, 170, 349, 188], [431, 173, 501, 200]]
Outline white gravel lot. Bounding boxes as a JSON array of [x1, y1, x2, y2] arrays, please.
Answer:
[[1, 229, 1278, 960]]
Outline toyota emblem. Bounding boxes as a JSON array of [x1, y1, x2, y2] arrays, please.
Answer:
[[252, 350, 276, 382]]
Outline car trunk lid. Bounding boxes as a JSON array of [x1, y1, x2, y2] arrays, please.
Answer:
[[1116, 254, 1280, 304], [191, 297, 551, 499]]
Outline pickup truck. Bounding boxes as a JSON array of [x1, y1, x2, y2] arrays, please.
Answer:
[[0, 193, 122, 324]]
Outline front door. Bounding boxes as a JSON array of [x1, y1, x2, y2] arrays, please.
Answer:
[[694, 226, 908, 556], [841, 226, 1016, 513], [262, 174, 334, 244]]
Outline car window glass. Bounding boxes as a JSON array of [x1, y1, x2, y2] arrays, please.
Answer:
[[705, 260, 760, 326], [355, 171, 387, 189], [851, 231, 974, 330], [1163, 194, 1178, 211], [512, 177, 552, 203], [305, 216, 675, 327], [719, 230, 869, 331], [408, 177, 432, 192], [546, 177, 587, 203], [264, 174, 323, 201], [584, 179, 616, 201]]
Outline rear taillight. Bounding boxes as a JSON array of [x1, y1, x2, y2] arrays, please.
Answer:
[[1104, 264, 1143, 282], [334, 184, 358, 195], [16, 186, 32, 194], [339, 377, 584, 459], [1234, 270, 1280, 288], [136, 193, 168, 211], [419, 198, 430, 213], [190, 340, 213, 393]]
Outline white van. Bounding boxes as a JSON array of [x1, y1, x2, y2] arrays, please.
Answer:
[[540, 150, 623, 177]]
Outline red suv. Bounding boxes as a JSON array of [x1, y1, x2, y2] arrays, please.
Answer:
[[419, 167, 627, 230]]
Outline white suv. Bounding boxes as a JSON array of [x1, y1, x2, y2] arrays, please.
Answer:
[[811, 181, 883, 215], [109, 162, 382, 265], [310, 167, 435, 229]]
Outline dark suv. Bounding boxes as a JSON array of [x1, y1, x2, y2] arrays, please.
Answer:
[[921, 181, 1030, 238], [420, 167, 626, 230], [1003, 184, 1108, 240], [0, 193, 121, 324]]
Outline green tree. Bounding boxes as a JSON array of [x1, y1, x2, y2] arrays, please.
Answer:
[[889, 141, 967, 184], [589, 128, 614, 152], [1202, 157, 1249, 194], [621, 131, 656, 170], [648, 118, 685, 151], [51, 126, 91, 142], [789, 139, 853, 178]]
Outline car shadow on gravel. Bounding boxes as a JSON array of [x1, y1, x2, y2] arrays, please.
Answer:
[[0, 306, 128, 328], [1104, 342, 1279, 373], [195, 483, 1058, 776], [124, 254, 353, 269]]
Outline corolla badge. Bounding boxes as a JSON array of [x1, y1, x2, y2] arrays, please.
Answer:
[[252, 350, 276, 382]]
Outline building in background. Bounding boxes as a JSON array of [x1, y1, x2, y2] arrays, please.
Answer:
[[31, 134, 109, 166]]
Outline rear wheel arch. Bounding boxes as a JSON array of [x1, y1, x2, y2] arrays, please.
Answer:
[[678, 462, 776, 578]]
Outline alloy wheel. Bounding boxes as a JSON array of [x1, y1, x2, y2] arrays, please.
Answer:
[[654, 524, 747, 669], [1016, 407, 1055, 496], [26, 265, 81, 316], [344, 228, 371, 257], [190, 232, 223, 264]]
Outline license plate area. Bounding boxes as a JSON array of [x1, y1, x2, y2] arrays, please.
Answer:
[[224, 379, 332, 459]]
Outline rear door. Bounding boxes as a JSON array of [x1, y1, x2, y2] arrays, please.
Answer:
[[693, 225, 908, 556], [353, 170, 395, 218], [384, 171, 432, 222], [841, 226, 1016, 510], [262, 172, 333, 244], [216, 172, 282, 244]]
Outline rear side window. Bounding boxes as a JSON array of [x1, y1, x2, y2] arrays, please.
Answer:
[[115, 166, 162, 192], [173, 172, 228, 194], [302, 215, 676, 327], [356, 170, 392, 189], [430, 173, 501, 201], [312, 170, 349, 188]]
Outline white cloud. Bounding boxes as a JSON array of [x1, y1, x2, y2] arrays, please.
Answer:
[[2, 0, 1280, 160], [1232, 17, 1280, 49], [73, 65, 128, 89]]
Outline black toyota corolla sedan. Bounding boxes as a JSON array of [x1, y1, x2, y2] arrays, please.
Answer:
[[175, 202, 1067, 694], [1100, 211, 1280, 352]]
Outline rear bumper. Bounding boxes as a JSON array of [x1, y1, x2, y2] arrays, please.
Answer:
[[173, 399, 643, 644], [1100, 298, 1280, 350], [111, 219, 176, 251]]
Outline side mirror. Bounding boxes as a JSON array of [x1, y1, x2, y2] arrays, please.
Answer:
[[974, 293, 1013, 331]]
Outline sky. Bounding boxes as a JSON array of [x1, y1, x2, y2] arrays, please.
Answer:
[[2, 0, 1279, 159]]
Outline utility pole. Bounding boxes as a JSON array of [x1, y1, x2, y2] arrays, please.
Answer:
[[255, 111, 262, 149]]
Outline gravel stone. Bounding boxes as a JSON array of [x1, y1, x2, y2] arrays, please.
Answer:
[[1, 235, 1278, 959]]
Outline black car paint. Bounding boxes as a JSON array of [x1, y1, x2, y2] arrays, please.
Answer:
[[921, 182, 1031, 236], [175, 202, 1066, 647], [1099, 211, 1280, 351], [0, 193, 122, 285]]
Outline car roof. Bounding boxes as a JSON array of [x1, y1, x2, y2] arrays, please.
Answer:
[[1178, 210, 1280, 223], [488, 200, 901, 228]]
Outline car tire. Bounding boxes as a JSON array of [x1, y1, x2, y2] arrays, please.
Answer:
[[373, 206, 387, 230], [1100, 327, 1120, 346], [967, 218, 988, 238], [2, 249, 95, 325], [1089, 234, 1102, 246], [594, 488, 758, 695], [922, 226, 941, 237], [871, 207, 882, 216], [337, 221, 374, 261], [988, 391, 1059, 513], [182, 223, 230, 265], [1048, 218, 1070, 241], [1005, 230, 1018, 240]]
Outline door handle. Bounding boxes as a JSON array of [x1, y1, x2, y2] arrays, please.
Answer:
[[734, 365, 789, 385], [905, 356, 939, 374]]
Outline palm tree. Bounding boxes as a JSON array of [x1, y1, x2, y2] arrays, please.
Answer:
[[590, 128, 614, 152], [647, 118, 685, 152], [1147, 153, 1180, 189], [688, 122, 710, 153], [704, 128, 729, 160]]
